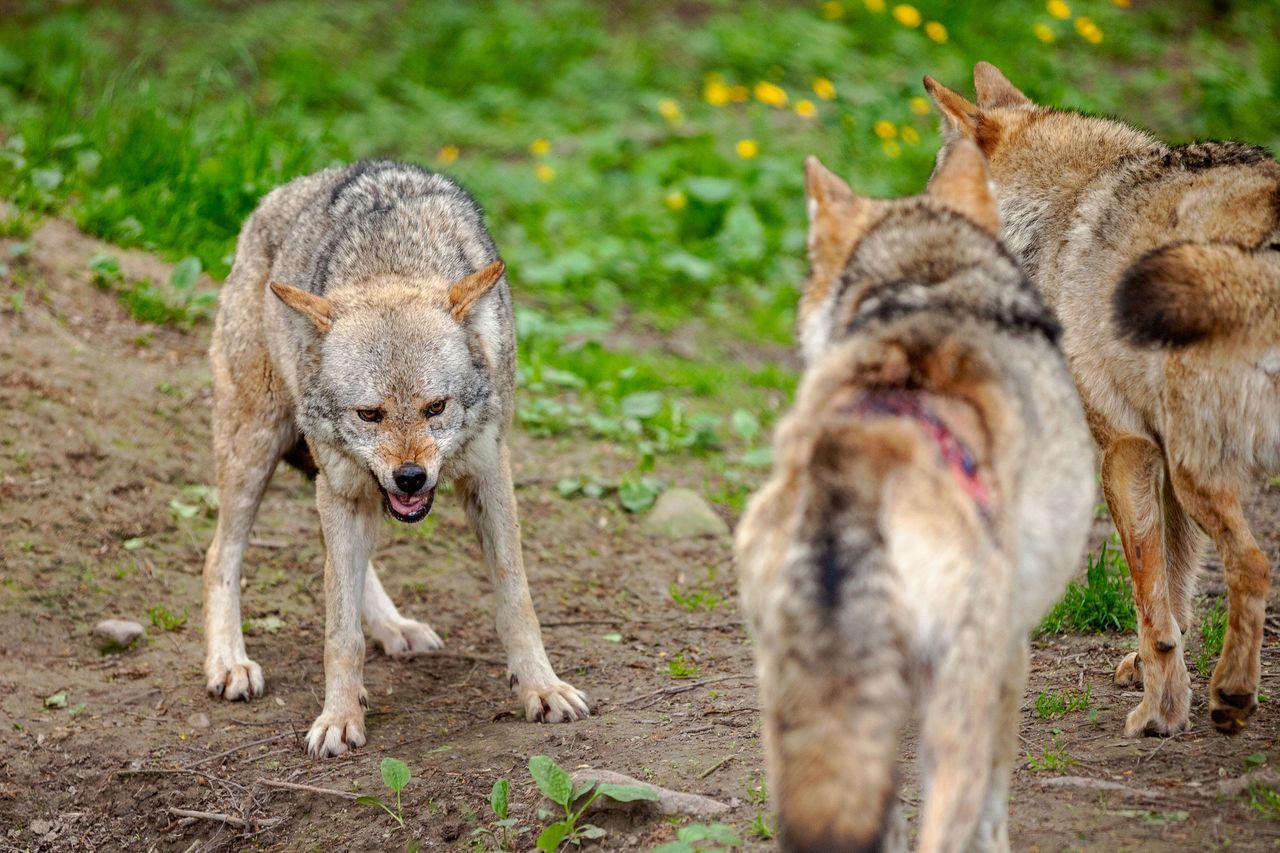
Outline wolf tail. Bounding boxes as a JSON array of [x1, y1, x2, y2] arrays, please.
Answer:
[[1114, 240, 1280, 348], [766, 415, 922, 853]]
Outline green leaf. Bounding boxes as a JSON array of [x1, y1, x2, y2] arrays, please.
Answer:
[[1246, 752, 1268, 770], [44, 691, 66, 708], [679, 823, 742, 845], [651, 843, 694, 853], [355, 795, 386, 808], [592, 782, 658, 803], [170, 256, 202, 290], [618, 478, 662, 513], [730, 409, 760, 443], [490, 777, 510, 820], [168, 498, 199, 519], [602, 632, 622, 643], [30, 167, 62, 192], [739, 447, 774, 468], [528, 755, 573, 806], [578, 824, 607, 840], [535, 820, 572, 852], [570, 781, 596, 802], [122, 537, 146, 551], [620, 391, 664, 420], [556, 478, 582, 498], [716, 203, 766, 265], [68, 703, 87, 717], [684, 176, 736, 204], [380, 757, 410, 794]]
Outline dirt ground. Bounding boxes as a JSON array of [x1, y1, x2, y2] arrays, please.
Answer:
[[3, 212, 1280, 852]]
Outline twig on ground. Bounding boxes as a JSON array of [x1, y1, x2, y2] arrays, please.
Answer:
[[619, 674, 753, 707], [187, 732, 294, 768], [255, 778, 358, 800], [698, 755, 735, 779], [167, 807, 282, 830]]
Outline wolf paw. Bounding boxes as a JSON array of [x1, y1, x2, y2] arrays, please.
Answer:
[[1209, 686, 1257, 734], [515, 678, 590, 723], [305, 705, 367, 758], [370, 617, 444, 658], [1123, 689, 1191, 738], [205, 655, 265, 701], [1114, 652, 1143, 689]]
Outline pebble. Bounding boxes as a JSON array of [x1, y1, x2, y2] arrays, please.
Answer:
[[642, 488, 729, 540], [92, 619, 143, 651]]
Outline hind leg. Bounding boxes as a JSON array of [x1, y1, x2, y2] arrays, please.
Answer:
[[363, 562, 444, 657], [1102, 436, 1191, 736], [1169, 467, 1269, 733], [967, 642, 1028, 853]]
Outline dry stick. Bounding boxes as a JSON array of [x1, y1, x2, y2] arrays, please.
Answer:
[[698, 755, 735, 779], [619, 674, 752, 707], [187, 732, 294, 768], [256, 778, 358, 800], [166, 807, 283, 830]]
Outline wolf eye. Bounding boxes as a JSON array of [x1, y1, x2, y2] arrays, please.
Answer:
[[425, 400, 447, 418], [356, 408, 383, 423]]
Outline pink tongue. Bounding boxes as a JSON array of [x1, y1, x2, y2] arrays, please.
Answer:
[[389, 493, 425, 515]]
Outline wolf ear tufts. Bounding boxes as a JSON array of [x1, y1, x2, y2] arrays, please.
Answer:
[[973, 61, 1033, 110], [928, 140, 1000, 234], [448, 260, 505, 322], [923, 75, 980, 141], [804, 157, 864, 282], [270, 282, 332, 334]]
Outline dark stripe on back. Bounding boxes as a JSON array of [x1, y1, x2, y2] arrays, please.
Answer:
[[843, 288, 1062, 345]]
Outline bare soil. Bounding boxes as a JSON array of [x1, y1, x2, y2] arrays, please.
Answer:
[[3, 213, 1280, 851]]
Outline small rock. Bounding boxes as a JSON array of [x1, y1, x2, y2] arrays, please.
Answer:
[[187, 712, 210, 729], [642, 488, 729, 540], [92, 619, 143, 651], [28, 819, 50, 836], [565, 769, 730, 820]]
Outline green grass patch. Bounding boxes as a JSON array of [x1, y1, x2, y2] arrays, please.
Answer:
[[1038, 540, 1136, 636], [1034, 686, 1093, 720], [1195, 595, 1227, 678]]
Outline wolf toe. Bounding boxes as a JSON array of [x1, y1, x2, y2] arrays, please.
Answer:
[[370, 617, 444, 658], [305, 710, 367, 758], [1113, 652, 1143, 689], [519, 680, 590, 723], [1123, 689, 1191, 738], [1209, 687, 1257, 734], [205, 657, 265, 701]]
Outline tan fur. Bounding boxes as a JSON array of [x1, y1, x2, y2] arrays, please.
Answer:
[[926, 63, 1280, 736], [448, 260, 506, 322], [738, 143, 1094, 852]]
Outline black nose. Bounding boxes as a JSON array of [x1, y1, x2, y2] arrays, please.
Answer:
[[393, 464, 428, 494]]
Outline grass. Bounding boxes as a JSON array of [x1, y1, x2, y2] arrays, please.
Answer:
[[1195, 596, 1228, 678], [1038, 540, 1137, 636], [1026, 732, 1076, 773], [1034, 686, 1093, 720], [1, 0, 1278, 474]]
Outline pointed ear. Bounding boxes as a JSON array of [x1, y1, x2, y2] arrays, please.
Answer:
[[974, 61, 1032, 110], [923, 74, 980, 141], [928, 140, 1000, 234], [804, 156, 866, 284], [448, 260, 505, 322], [270, 282, 332, 334]]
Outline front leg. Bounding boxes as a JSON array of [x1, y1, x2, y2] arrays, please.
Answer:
[[305, 464, 379, 757], [457, 435, 589, 722]]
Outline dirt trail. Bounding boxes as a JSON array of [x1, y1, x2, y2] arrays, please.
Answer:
[[3, 213, 1280, 851]]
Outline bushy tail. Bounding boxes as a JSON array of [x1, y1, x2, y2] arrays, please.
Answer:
[[766, 417, 920, 853], [1114, 241, 1280, 347]]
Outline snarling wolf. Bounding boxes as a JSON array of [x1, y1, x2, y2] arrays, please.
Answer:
[[736, 141, 1094, 852], [203, 160, 587, 757], [926, 62, 1280, 737]]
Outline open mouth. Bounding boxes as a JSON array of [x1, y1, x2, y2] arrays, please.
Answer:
[[382, 488, 435, 523]]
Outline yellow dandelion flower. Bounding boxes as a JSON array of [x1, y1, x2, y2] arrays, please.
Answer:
[[901, 126, 920, 145], [821, 1, 844, 19], [924, 21, 947, 43], [795, 99, 818, 119], [728, 84, 750, 102], [909, 96, 931, 115], [754, 81, 789, 108], [658, 98, 683, 124], [535, 164, 555, 183], [1047, 0, 1070, 19], [1112, 0, 1130, 6], [1075, 16, 1103, 42], [704, 78, 731, 106], [864, 0, 885, 11], [1033, 22, 1055, 43], [892, 4, 922, 27], [813, 77, 837, 100], [736, 139, 759, 159], [664, 190, 688, 211], [882, 140, 902, 158], [874, 120, 897, 140], [437, 145, 459, 165], [529, 138, 551, 157]]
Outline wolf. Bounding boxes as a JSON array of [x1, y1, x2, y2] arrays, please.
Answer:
[[925, 62, 1280, 737], [736, 140, 1095, 852], [203, 160, 588, 757]]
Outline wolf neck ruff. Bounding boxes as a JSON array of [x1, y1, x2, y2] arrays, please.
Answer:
[[851, 389, 993, 518]]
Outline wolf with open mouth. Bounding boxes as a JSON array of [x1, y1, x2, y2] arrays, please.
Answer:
[[202, 159, 588, 757]]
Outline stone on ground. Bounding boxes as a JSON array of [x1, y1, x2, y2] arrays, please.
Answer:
[[643, 488, 729, 540], [93, 619, 143, 651]]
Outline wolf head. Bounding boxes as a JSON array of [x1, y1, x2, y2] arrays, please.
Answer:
[[270, 261, 505, 522], [799, 139, 1004, 365]]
